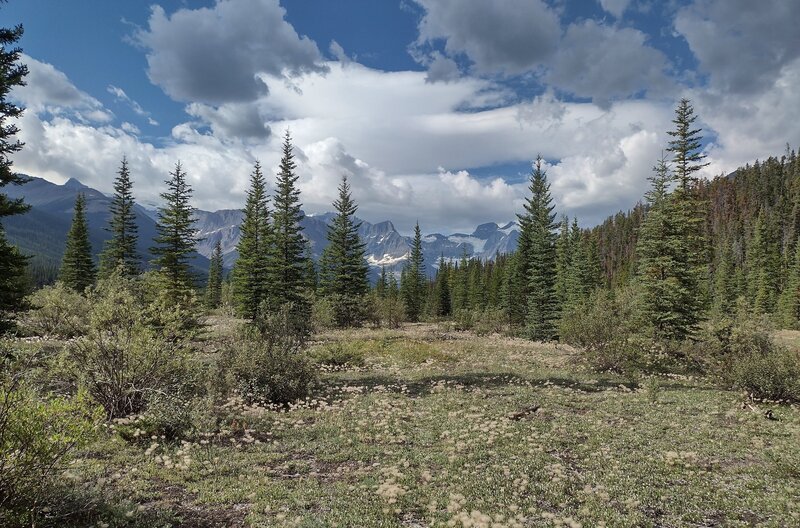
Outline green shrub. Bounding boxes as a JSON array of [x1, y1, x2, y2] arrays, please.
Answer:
[[560, 286, 648, 372], [702, 310, 800, 402], [221, 337, 317, 405], [1, 342, 101, 516], [473, 308, 506, 336], [221, 305, 318, 404], [730, 347, 800, 402], [453, 309, 477, 331], [311, 296, 337, 331], [311, 341, 366, 367], [356, 336, 452, 364], [140, 270, 204, 341], [115, 394, 212, 443], [69, 274, 188, 418], [0, 386, 99, 518], [19, 283, 89, 338], [376, 296, 405, 328]]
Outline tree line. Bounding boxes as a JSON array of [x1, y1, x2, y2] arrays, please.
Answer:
[[3, 31, 800, 341], [35, 131, 371, 331]]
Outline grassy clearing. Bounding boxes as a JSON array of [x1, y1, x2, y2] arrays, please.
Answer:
[[43, 322, 800, 526]]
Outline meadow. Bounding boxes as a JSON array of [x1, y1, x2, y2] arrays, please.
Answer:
[[20, 317, 798, 528]]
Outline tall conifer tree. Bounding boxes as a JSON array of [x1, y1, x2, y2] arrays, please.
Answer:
[[778, 240, 800, 328], [206, 240, 224, 309], [748, 212, 781, 314], [151, 162, 197, 304], [665, 98, 708, 337], [525, 156, 559, 340], [505, 211, 532, 326], [564, 217, 593, 308], [376, 266, 388, 298], [320, 175, 369, 327], [233, 161, 271, 319], [637, 155, 680, 336], [268, 131, 309, 316], [402, 222, 427, 322], [0, 9, 29, 329], [712, 238, 737, 315], [99, 157, 139, 277], [432, 255, 452, 317], [453, 249, 470, 314], [554, 216, 571, 305], [59, 193, 95, 291]]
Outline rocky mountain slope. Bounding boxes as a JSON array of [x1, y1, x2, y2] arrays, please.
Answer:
[[4, 176, 519, 279]]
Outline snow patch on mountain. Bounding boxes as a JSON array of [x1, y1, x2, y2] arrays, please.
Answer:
[[447, 235, 487, 253]]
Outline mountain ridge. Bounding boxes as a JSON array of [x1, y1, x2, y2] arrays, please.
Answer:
[[2, 176, 520, 279]]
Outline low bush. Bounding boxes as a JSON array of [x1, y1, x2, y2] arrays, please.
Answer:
[[18, 283, 89, 338], [69, 274, 188, 418], [311, 341, 366, 367], [353, 336, 452, 364], [453, 308, 507, 336], [560, 286, 648, 372], [730, 347, 800, 402], [702, 310, 800, 402], [220, 305, 318, 405], [473, 308, 506, 336], [375, 296, 405, 329], [114, 394, 212, 443], [1, 342, 101, 519], [311, 296, 337, 331], [453, 309, 477, 331]]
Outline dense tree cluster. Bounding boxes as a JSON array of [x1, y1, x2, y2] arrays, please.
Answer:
[[593, 132, 800, 330]]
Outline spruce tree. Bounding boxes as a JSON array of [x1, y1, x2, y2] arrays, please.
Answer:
[[712, 239, 736, 315], [554, 216, 571, 305], [748, 212, 781, 314], [232, 161, 271, 320], [564, 217, 593, 308], [432, 255, 452, 317], [319, 175, 369, 327], [778, 240, 800, 328], [637, 155, 684, 337], [401, 222, 427, 322], [376, 266, 388, 298], [99, 157, 140, 277], [151, 162, 198, 304], [505, 211, 532, 326], [303, 242, 317, 293], [667, 98, 709, 192], [205, 240, 224, 309], [0, 9, 29, 329], [468, 261, 484, 310], [525, 156, 559, 340], [59, 193, 96, 292], [453, 248, 470, 314], [267, 131, 309, 317], [388, 270, 400, 300], [665, 98, 709, 337]]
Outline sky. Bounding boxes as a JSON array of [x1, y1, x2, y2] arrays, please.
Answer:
[[4, 0, 800, 234]]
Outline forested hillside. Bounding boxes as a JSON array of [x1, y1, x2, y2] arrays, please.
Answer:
[[591, 149, 800, 324]]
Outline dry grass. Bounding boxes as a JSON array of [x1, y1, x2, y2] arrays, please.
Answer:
[[16, 320, 800, 527]]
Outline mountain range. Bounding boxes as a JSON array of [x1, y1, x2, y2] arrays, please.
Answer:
[[3, 176, 520, 280]]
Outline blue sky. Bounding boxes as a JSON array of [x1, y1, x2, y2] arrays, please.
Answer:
[[4, 0, 800, 233]]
